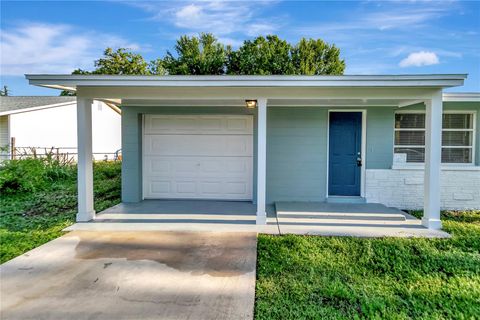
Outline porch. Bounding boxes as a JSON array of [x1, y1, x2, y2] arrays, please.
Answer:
[[25, 74, 469, 232], [65, 200, 450, 238]]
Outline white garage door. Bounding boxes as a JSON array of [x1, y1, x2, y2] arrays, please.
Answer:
[[143, 115, 253, 200]]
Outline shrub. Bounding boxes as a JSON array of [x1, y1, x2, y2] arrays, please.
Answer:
[[0, 158, 76, 195], [0, 159, 47, 194], [94, 161, 121, 179]]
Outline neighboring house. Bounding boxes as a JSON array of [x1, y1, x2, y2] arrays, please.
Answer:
[[0, 96, 121, 160], [26, 74, 480, 230]]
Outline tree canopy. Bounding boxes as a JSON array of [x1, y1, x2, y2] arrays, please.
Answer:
[[72, 48, 150, 75], [77, 33, 345, 76], [227, 35, 294, 75], [61, 33, 345, 95], [162, 33, 230, 75]]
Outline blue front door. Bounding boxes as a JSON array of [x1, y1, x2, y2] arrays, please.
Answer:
[[328, 112, 362, 196]]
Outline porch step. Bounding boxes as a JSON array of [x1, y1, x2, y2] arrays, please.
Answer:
[[275, 202, 407, 222], [275, 218, 416, 227], [277, 213, 406, 221], [93, 213, 256, 224], [326, 196, 366, 204]]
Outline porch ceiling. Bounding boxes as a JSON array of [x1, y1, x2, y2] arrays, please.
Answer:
[[120, 97, 424, 107]]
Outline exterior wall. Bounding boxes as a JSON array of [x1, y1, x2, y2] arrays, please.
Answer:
[[121, 106, 256, 203], [266, 107, 328, 203], [366, 107, 395, 169], [121, 101, 480, 209], [366, 169, 480, 210], [8, 101, 121, 159], [265, 106, 395, 203], [365, 100, 480, 210], [0, 115, 9, 160]]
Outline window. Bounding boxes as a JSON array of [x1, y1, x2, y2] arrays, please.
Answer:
[[394, 112, 475, 164]]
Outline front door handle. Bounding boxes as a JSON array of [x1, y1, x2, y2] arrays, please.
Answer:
[[356, 157, 362, 167]]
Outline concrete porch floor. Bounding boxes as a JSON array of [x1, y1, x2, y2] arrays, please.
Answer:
[[64, 200, 450, 238]]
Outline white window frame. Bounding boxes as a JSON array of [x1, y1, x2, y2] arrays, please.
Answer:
[[393, 110, 476, 167]]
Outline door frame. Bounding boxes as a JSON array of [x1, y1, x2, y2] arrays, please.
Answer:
[[326, 109, 367, 198], [141, 114, 254, 201]]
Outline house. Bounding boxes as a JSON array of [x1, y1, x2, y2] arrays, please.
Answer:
[[25, 74, 480, 230], [0, 96, 121, 160]]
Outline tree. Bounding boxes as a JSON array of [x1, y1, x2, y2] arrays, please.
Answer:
[[59, 34, 345, 97], [92, 48, 150, 75], [227, 35, 294, 75], [163, 33, 230, 75], [291, 38, 345, 75], [228, 36, 345, 75], [149, 59, 167, 75], [0, 85, 9, 96], [60, 48, 151, 95]]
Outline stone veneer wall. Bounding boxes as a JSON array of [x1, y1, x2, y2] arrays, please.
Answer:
[[365, 168, 480, 210]]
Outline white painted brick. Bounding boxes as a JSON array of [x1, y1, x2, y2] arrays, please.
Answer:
[[404, 178, 423, 185], [365, 169, 480, 210], [453, 193, 474, 201]]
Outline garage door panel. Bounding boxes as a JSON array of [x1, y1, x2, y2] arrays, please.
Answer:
[[145, 157, 251, 177], [149, 159, 171, 174], [225, 182, 248, 195], [143, 115, 253, 200], [150, 180, 172, 194], [144, 158, 253, 199], [226, 118, 251, 132], [145, 135, 252, 157], [145, 115, 252, 135], [176, 181, 197, 194], [199, 181, 222, 195], [146, 179, 252, 199]]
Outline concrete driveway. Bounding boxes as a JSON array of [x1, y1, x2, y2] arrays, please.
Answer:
[[0, 231, 257, 320]]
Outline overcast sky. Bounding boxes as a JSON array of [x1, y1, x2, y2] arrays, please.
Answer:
[[1, 0, 479, 95]]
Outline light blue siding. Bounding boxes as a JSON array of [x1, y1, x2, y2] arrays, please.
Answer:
[[266, 108, 328, 203], [366, 107, 395, 169], [121, 101, 480, 204]]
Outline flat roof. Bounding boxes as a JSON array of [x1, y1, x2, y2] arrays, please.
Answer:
[[443, 92, 480, 102], [26, 74, 467, 91]]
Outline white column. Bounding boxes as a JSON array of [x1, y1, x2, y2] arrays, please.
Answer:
[[422, 91, 442, 229], [256, 98, 267, 224], [76, 97, 95, 222]]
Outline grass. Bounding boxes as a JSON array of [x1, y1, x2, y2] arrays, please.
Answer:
[[2, 159, 479, 318], [255, 210, 480, 319], [0, 161, 121, 264]]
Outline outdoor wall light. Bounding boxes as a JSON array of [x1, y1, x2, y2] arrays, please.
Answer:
[[245, 100, 257, 109]]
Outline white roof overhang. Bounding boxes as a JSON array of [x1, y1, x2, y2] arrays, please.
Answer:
[[26, 74, 467, 90], [442, 92, 480, 102], [26, 74, 468, 108]]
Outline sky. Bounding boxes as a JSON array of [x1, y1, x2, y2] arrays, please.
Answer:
[[1, 0, 479, 95]]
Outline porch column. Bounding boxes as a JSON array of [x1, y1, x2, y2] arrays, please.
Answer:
[[256, 98, 267, 224], [422, 90, 443, 229], [76, 97, 95, 222]]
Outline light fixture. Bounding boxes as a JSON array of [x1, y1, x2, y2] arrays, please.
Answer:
[[245, 100, 257, 109]]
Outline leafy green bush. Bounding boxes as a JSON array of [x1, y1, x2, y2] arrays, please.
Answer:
[[0, 158, 76, 195], [0, 159, 47, 194]]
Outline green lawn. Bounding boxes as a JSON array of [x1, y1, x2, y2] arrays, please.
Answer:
[[255, 210, 480, 319], [2, 159, 479, 318], [0, 161, 121, 263]]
